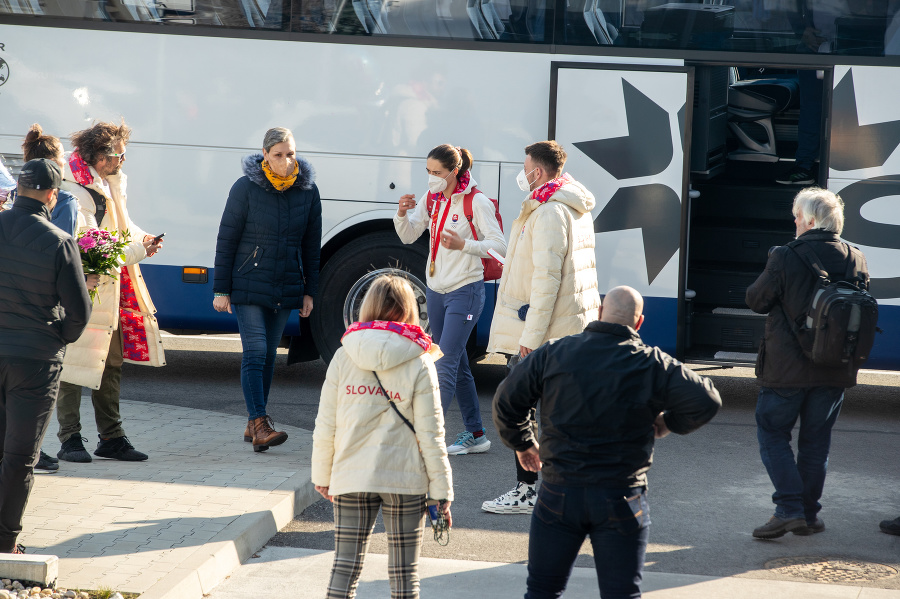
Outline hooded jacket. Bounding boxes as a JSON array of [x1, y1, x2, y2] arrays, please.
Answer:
[[0, 196, 92, 362], [746, 229, 869, 388], [311, 325, 453, 500], [393, 175, 506, 294], [59, 160, 165, 389], [213, 154, 322, 309], [488, 176, 601, 354]]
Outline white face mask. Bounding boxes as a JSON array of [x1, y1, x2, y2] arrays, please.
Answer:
[[428, 172, 452, 194], [517, 168, 538, 192]]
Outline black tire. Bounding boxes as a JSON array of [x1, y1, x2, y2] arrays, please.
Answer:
[[311, 231, 429, 363]]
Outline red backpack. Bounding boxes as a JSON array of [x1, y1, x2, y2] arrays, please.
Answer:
[[427, 188, 503, 281]]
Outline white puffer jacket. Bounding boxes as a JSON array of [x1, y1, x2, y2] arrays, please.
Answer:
[[59, 162, 165, 389], [487, 177, 601, 354], [394, 176, 506, 294], [312, 327, 454, 500]]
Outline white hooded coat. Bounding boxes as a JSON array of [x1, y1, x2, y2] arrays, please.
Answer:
[[59, 161, 165, 389], [487, 178, 601, 354], [312, 327, 454, 500]]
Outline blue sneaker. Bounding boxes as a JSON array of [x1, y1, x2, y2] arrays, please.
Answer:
[[446, 430, 491, 455]]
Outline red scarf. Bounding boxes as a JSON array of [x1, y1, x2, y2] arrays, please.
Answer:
[[343, 321, 432, 352], [531, 173, 573, 203], [68, 152, 94, 187]]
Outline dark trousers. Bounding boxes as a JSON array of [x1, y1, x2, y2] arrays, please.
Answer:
[[756, 385, 844, 521], [525, 482, 650, 599], [57, 328, 125, 443], [0, 356, 61, 552]]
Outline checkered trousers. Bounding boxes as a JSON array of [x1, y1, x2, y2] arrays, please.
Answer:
[[327, 492, 427, 599]]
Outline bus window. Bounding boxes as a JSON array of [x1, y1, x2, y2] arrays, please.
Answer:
[[290, 0, 551, 40], [0, 0, 290, 28]]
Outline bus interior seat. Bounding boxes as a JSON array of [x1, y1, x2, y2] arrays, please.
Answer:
[[565, 0, 617, 44], [467, 0, 504, 38], [727, 74, 798, 163]]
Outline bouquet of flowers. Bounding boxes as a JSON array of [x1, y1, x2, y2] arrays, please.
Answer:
[[76, 228, 130, 303]]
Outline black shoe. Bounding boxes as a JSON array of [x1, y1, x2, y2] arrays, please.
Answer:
[[776, 166, 815, 185], [94, 436, 148, 461], [57, 436, 92, 463], [35, 450, 59, 473], [880, 516, 900, 536], [793, 517, 825, 536], [753, 516, 806, 539]]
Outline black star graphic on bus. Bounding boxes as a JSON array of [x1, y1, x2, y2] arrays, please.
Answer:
[[574, 79, 673, 180], [830, 70, 900, 172], [594, 184, 681, 284]]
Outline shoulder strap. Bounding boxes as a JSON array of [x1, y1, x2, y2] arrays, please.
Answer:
[[788, 240, 830, 282], [841, 242, 865, 285], [463, 188, 478, 240], [373, 371, 416, 434]]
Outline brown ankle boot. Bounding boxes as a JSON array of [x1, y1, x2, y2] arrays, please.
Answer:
[[243, 422, 252, 443], [250, 416, 288, 452]]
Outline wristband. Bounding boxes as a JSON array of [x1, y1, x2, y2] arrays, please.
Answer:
[[214, 293, 230, 298]]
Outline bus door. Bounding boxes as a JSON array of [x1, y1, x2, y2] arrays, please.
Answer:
[[550, 62, 693, 356]]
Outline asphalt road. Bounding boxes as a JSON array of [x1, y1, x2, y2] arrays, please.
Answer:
[[121, 333, 900, 587]]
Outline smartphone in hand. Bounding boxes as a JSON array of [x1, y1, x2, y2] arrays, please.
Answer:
[[152, 233, 166, 243]]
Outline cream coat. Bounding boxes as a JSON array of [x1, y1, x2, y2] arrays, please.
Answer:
[[312, 328, 453, 500], [487, 178, 601, 354], [59, 162, 165, 389], [394, 176, 506, 294]]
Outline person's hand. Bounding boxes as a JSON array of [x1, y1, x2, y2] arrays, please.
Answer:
[[653, 413, 670, 439], [441, 500, 453, 528], [519, 345, 533, 358], [300, 295, 314, 318], [516, 444, 542, 472], [213, 295, 232, 314], [441, 229, 465, 251], [398, 194, 416, 218], [142, 234, 163, 258], [315, 485, 333, 502], [85, 274, 101, 291]]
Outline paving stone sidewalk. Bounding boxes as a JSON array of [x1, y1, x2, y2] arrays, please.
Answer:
[[19, 400, 318, 598]]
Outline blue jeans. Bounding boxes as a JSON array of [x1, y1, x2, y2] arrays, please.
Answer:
[[525, 482, 649, 599], [756, 386, 844, 521], [233, 304, 293, 420], [425, 281, 485, 432]]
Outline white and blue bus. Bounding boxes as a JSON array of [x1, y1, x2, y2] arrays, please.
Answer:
[[1, 0, 899, 368]]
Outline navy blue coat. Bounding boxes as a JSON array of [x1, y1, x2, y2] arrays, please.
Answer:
[[213, 153, 322, 310]]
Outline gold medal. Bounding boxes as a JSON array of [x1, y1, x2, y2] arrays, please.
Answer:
[[430, 262, 435, 276]]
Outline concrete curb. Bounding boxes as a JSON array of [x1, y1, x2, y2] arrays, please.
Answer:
[[136, 469, 319, 599]]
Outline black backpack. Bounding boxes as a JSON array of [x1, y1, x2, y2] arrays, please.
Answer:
[[787, 240, 879, 369]]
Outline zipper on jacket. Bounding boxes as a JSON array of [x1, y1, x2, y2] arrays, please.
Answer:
[[237, 246, 260, 273]]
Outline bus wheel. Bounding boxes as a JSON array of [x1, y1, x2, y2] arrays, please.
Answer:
[[311, 231, 429, 363]]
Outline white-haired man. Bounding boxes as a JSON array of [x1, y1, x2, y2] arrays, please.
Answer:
[[746, 187, 869, 539]]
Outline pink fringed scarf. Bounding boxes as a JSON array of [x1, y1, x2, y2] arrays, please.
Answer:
[[343, 321, 432, 351]]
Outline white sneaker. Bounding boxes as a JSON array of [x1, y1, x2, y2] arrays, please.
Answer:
[[446, 430, 491, 455], [481, 482, 537, 514]]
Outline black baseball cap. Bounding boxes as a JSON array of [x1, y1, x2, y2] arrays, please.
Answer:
[[18, 158, 62, 191]]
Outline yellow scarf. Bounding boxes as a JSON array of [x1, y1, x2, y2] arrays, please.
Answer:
[[261, 160, 299, 191]]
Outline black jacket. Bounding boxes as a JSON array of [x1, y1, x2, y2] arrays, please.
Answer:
[[493, 321, 721, 488], [746, 229, 869, 388], [213, 154, 322, 309], [0, 196, 92, 362]]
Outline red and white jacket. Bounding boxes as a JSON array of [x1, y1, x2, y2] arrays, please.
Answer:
[[393, 174, 505, 294]]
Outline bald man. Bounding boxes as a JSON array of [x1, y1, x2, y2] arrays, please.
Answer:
[[493, 286, 721, 599]]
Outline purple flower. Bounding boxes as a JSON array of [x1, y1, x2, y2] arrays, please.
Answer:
[[78, 237, 97, 250], [103, 253, 110, 258]]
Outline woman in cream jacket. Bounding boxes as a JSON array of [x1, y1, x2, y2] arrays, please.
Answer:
[[312, 274, 453, 599], [394, 143, 505, 457]]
